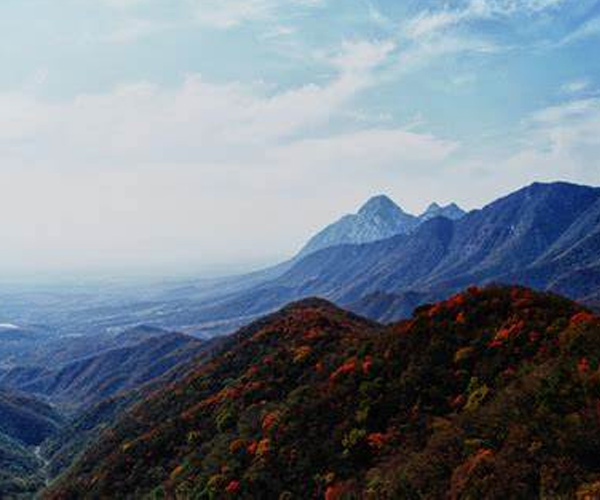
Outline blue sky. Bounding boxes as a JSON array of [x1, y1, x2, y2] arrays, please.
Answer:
[[0, 0, 599, 276]]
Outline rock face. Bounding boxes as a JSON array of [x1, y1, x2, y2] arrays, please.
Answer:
[[419, 202, 466, 222], [298, 195, 421, 257]]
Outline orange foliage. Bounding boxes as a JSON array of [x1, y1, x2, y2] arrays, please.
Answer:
[[303, 328, 324, 341], [293, 345, 312, 363], [450, 449, 494, 500], [570, 311, 596, 327], [428, 303, 445, 318], [456, 311, 467, 325], [262, 412, 280, 432], [256, 438, 270, 457], [229, 439, 246, 454], [330, 359, 358, 381], [447, 294, 467, 309]]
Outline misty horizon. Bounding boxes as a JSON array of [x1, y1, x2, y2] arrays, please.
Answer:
[[1, 0, 599, 276]]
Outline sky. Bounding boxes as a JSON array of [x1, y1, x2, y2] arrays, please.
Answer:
[[0, 0, 600, 277]]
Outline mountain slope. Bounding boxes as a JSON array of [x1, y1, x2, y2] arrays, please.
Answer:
[[0, 389, 63, 446], [0, 332, 207, 411], [45, 286, 600, 499], [0, 431, 46, 498]]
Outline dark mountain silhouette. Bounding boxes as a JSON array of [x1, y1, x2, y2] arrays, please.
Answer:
[[44, 286, 600, 499], [0, 389, 63, 446]]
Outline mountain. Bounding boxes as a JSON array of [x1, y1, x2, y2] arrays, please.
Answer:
[[0, 389, 63, 446], [419, 201, 466, 222], [297, 195, 420, 257], [0, 431, 46, 498], [0, 331, 207, 411], [40, 334, 228, 480], [177, 181, 600, 327], [44, 286, 600, 498]]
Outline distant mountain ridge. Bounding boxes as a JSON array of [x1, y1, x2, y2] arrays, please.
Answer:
[[0, 330, 207, 411], [297, 194, 465, 257], [153, 181, 600, 330]]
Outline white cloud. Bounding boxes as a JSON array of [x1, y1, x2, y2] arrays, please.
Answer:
[[561, 16, 600, 45], [526, 98, 600, 159], [465, 97, 600, 194], [561, 78, 591, 94], [100, 0, 148, 10], [0, 39, 460, 273], [189, 0, 324, 29], [404, 0, 570, 41], [100, 18, 171, 44]]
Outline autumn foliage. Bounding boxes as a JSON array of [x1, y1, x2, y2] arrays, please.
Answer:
[[45, 287, 600, 499]]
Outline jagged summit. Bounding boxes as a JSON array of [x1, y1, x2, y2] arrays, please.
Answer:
[[358, 195, 406, 217], [297, 194, 466, 259], [419, 201, 466, 222], [297, 194, 419, 258]]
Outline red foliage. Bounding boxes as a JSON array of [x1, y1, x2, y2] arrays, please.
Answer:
[[362, 356, 373, 375], [451, 394, 466, 409], [367, 432, 389, 451], [325, 482, 353, 500], [225, 480, 240, 494], [246, 441, 258, 455], [578, 357, 590, 377], [570, 311, 596, 327], [488, 339, 503, 349], [456, 312, 467, 325]]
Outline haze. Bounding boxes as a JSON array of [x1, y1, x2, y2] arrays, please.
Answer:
[[1, 0, 599, 276]]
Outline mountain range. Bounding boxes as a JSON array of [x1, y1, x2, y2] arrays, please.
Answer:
[[3, 181, 596, 342], [164, 181, 600, 331]]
